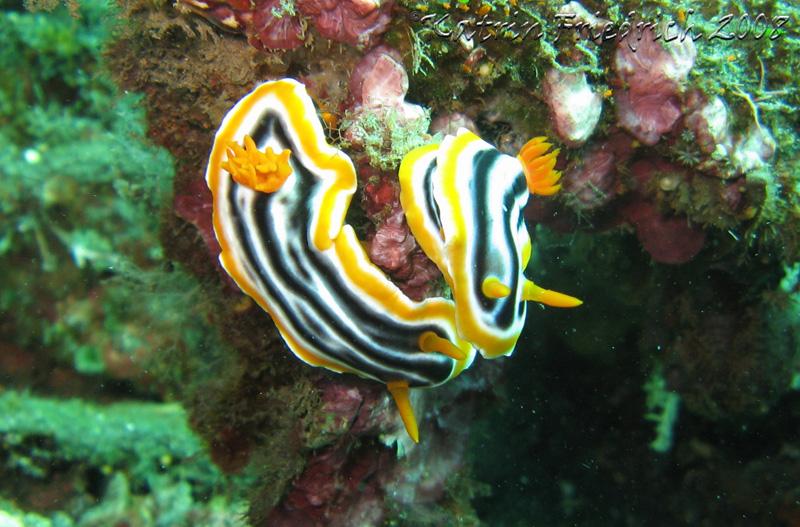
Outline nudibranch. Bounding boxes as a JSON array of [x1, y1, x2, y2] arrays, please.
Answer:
[[399, 129, 582, 359], [206, 79, 475, 442]]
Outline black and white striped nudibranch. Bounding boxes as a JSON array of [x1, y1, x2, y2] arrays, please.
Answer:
[[400, 128, 582, 359], [206, 79, 475, 442]]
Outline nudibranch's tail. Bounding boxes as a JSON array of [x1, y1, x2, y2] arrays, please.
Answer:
[[517, 137, 562, 196], [387, 381, 419, 442]]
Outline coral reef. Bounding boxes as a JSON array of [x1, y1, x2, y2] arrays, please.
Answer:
[[3, 0, 800, 526], [102, 1, 493, 525], [116, 0, 800, 521]]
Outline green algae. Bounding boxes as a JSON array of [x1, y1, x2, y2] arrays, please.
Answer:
[[0, 0, 184, 377], [0, 393, 249, 526], [339, 106, 435, 171], [0, 391, 212, 483], [0, 1, 250, 522], [643, 364, 681, 453]]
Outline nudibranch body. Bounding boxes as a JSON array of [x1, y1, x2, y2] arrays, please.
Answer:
[[207, 78, 581, 442], [400, 129, 582, 359], [207, 79, 475, 442]]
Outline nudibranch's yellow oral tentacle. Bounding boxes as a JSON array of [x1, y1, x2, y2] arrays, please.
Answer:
[[387, 380, 419, 443], [221, 135, 293, 193], [519, 240, 581, 308], [523, 281, 583, 307], [482, 277, 511, 299], [207, 79, 475, 443], [419, 331, 468, 361], [517, 137, 562, 196]]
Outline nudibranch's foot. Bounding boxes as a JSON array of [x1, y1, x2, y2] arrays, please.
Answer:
[[523, 280, 583, 308], [387, 380, 419, 443]]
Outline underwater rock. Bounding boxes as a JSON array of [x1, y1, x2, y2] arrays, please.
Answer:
[[298, 0, 395, 49], [684, 90, 734, 157], [561, 132, 633, 209], [174, 179, 220, 266], [267, 443, 390, 527], [361, 165, 442, 301], [207, 424, 253, 473], [177, 0, 306, 50], [347, 45, 425, 125], [662, 271, 794, 421], [177, 0, 394, 51], [622, 160, 705, 264], [382, 398, 473, 504], [614, 31, 696, 145], [722, 178, 747, 215], [627, 204, 706, 265], [310, 376, 400, 442], [542, 68, 603, 147], [268, 371, 487, 527], [732, 123, 776, 175], [529, 141, 707, 264], [429, 112, 479, 136]]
